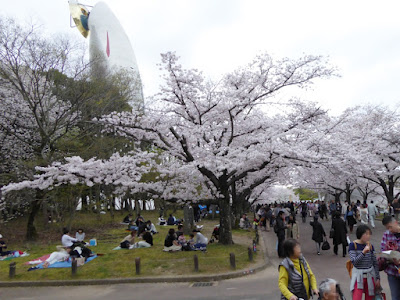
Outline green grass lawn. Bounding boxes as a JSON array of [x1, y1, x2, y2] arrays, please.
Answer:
[[0, 211, 262, 281]]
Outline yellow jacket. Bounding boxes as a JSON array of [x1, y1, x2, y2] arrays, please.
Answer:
[[279, 257, 317, 300]]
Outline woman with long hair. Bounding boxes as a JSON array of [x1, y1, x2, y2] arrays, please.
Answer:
[[345, 204, 357, 233]]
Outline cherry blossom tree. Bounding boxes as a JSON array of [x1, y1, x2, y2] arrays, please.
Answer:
[[95, 52, 334, 244], [0, 17, 133, 239], [2, 48, 335, 243]]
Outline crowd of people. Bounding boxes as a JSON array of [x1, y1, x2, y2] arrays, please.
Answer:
[[120, 213, 212, 253], [257, 199, 400, 300]]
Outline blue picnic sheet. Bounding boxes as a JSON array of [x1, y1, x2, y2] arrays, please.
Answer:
[[34, 255, 97, 269]]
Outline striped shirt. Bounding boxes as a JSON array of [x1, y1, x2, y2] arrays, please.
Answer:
[[380, 230, 400, 277], [348, 242, 380, 280]]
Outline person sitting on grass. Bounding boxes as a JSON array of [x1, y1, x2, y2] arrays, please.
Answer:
[[158, 215, 166, 225], [120, 229, 137, 249], [192, 229, 208, 250], [61, 228, 78, 248], [239, 214, 251, 229], [0, 234, 13, 256], [176, 224, 184, 238], [210, 225, 220, 242], [135, 214, 145, 227], [167, 214, 176, 226], [148, 220, 158, 234], [122, 213, 133, 224], [138, 220, 150, 236], [188, 233, 195, 247], [127, 219, 139, 231], [75, 228, 86, 242], [163, 228, 182, 252]]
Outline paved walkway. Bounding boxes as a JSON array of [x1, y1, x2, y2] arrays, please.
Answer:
[[0, 216, 392, 299]]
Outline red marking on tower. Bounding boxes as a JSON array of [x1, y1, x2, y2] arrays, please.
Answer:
[[106, 31, 110, 57]]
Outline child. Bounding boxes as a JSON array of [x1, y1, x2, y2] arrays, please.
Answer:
[[188, 234, 195, 247]]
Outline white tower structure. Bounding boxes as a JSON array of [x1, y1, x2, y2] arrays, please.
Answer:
[[69, 1, 144, 109]]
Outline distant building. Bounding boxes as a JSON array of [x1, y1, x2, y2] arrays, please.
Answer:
[[69, 1, 144, 110]]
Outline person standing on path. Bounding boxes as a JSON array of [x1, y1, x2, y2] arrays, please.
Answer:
[[367, 200, 378, 228], [381, 216, 400, 300], [329, 200, 336, 220], [392, 198, 400, 221], [359, 204, 369, 224], [331, 211, 348, 257], [286, 214, 300, 241], [310, 216, 326, 255], [349, 224, 381, 300], [345, 204, 357, 233], [300, 202, 308, 223], [276, 210, 288, 258], [278, 238, 319, 300]]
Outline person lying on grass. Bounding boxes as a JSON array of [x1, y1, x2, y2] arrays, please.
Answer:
[[42, 247, 74, 268], [163, 228, 182, 252], [133, 232, 153, 248]]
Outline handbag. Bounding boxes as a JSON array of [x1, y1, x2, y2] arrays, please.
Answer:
[[377, 257, 388, 271], [374, 292, 386, 300], [329, 228, 334, 239], [321, 238, 330, 250]]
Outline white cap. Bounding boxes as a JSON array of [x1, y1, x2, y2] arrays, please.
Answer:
[[0, 234, 3, 238]]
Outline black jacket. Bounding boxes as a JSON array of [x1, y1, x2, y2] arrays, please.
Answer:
[[276, 218, 287, 238], [310, 221, 325, 243], [331, 217, 348, 246]]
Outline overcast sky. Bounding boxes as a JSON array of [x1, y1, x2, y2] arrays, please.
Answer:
[[3, 0, 400, 114]]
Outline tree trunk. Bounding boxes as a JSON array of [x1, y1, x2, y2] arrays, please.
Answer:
[[345, 184, 353, 204], [379, 176, 395, 205], [183, 205, 194, 235], [218, 197, 233, 245], [135, 199, 141, 217], [334, 191, 342, 203], [81, 189, 89, 212], [26, 190, 43, 241]]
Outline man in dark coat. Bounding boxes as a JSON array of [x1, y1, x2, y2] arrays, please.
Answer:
[[275, 211, 287, 258], [310, 216, 326, 255], [331, 211, 348, 257]]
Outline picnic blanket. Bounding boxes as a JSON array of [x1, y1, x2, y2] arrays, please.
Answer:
[[25, 254, 51, 265], [0, 251, 29, 261], [28, 255, 97, 270]]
